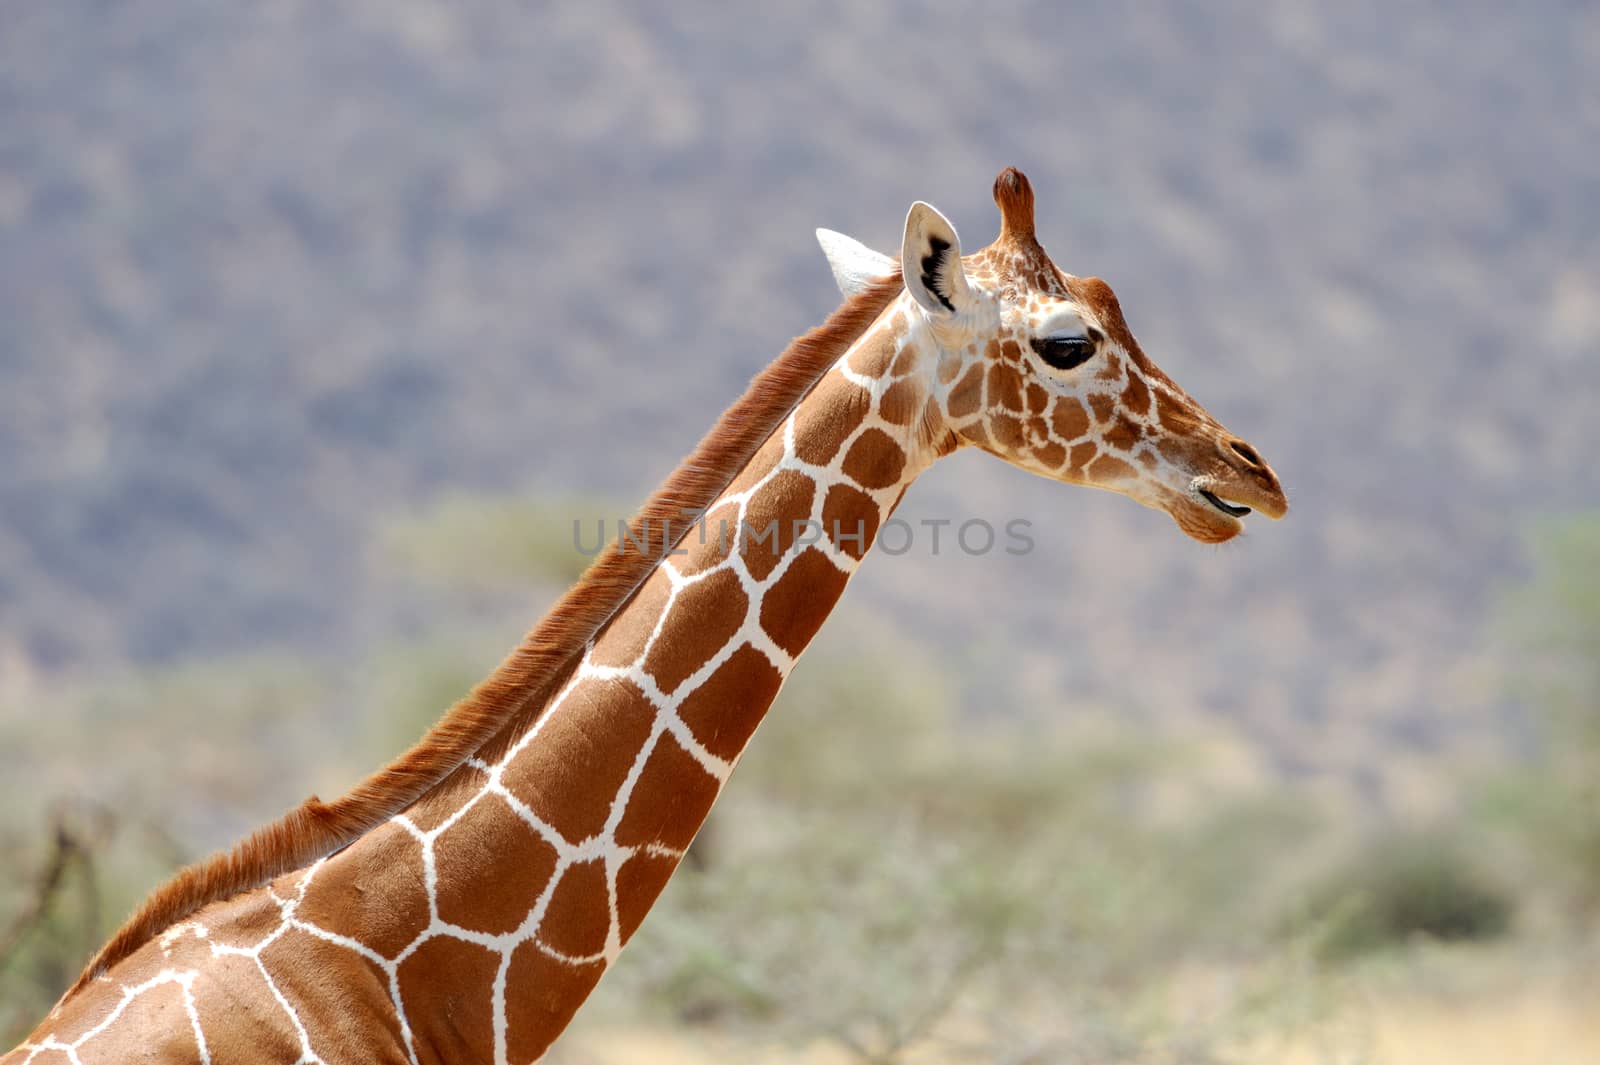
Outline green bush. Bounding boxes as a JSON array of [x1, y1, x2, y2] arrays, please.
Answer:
[[1291, 830, 1512, 961], [1495, 513, 1600, 922]]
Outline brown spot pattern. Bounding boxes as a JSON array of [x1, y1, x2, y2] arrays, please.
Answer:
[[1104, 414, 1144, 452], [191, 954, 306, 1061], [1156, 393, 1194, 433], [990, 412, 1025, 451], [644, 569, 746, 694], [271, 929, 398, 1063], [841, 428, 905, 489], [294, 822, 430, 959], [760, 548, 848, 656], [615, 852, 680, 944], [1121, 372, 1150, 415], [539, 861, 610, 959], [672, 513, 737, 578], [1087, 453, 1136, 482], [1032, 441, 1067, 470], [433, 795, 559, 936], [890, 344, 919, 376], [676, 645, 784, 761], [821, 483, 880, 560], [614, 734, 721, 852], [501, 679, 656, 841], [946, 362, 984, 419], [1051, 399, 1090, 440], [791, 393, 866, 466], [504, 948, 604, 1064], [395, 937, 499, 1065], [987, 363, 1022, 411], [741, 470, 817, 581], [878, 377, 921, 426], [75, 984, 204, 1065]]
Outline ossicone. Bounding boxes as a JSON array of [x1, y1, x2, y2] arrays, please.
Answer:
[[993, 166, 1036, 242]]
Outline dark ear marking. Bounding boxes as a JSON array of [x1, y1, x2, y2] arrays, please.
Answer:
[[902, 201, 966, 316], [920, 235, 957, 313]]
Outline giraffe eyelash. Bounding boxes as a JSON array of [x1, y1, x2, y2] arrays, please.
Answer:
[[1031, 334, 1097, 371]]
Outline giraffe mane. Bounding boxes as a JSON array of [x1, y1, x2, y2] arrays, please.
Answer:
[[70, 269, 906, 997]]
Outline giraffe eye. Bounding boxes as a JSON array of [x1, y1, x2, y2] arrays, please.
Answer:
[[1032, 335, 1096, 371]]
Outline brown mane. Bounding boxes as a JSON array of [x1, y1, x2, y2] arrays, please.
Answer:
[[71, 269, 905, 995]]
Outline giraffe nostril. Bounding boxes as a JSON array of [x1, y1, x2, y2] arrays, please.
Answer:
[[1228, 438, 1266, 470]]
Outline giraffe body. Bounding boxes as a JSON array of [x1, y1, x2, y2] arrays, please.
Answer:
[[6, 169, 1285, 1063]]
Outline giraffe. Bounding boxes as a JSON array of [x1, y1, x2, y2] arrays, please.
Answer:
[[5, 168, 1286, 1064]]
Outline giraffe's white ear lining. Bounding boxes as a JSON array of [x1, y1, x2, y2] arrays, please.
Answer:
[[815, 228, 896, 297], [901, 202, 973, 317]]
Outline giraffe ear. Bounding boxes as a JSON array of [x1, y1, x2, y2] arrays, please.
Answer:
[[901, 202, 974, 317], [816, 229, 896, 297]]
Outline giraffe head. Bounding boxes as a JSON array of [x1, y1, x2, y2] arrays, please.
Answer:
[[819, 167, 1286, 544]]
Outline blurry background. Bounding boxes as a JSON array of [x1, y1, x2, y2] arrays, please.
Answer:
[[2, 2, 1598, 1061]]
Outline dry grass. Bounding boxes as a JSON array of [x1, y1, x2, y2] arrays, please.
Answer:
[[554, 974, 1600, 1065]]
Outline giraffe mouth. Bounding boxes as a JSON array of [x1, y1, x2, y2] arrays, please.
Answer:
[[1198, 489, 1251, 519]]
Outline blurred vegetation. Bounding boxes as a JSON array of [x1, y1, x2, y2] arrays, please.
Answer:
[[0, 656, 340, 1044], [1486, 513, 1600, 924], [0, 801, 193, 1044], [6, 506, 1600, 1058], [1287, 830, 1512, 962], [376, 493, 622, 593]]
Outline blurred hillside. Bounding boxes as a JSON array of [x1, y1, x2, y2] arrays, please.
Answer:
[[2, 1, 1598, 800]]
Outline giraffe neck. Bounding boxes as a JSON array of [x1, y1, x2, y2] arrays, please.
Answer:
[[387, 299, 938, 1058], [18, 298, 943, 1065]]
